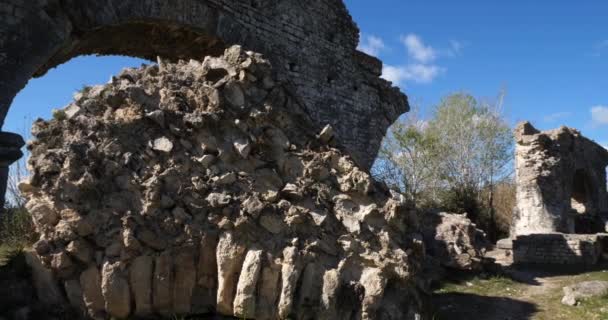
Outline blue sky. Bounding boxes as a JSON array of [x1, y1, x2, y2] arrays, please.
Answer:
[[346, 0, 608, 146], [6, 1, 608, 147]]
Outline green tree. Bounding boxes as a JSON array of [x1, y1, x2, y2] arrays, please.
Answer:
[[374, 108, 441, 206], [374, 91, 513, 239]]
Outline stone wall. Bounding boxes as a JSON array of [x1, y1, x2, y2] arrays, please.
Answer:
[[512, 122, 608, 235], [0, 0, 408, 170], [512, 234, 606, 266]]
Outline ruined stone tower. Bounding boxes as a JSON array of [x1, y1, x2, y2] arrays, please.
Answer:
[[512, 122, 608, 235]]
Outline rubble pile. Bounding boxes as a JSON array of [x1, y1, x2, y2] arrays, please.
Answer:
[[422, 212, 489, 271], [22, 46, 426, 320]]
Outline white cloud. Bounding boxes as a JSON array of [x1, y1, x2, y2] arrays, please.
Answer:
[[382, 63, 442, 85], [543, 111, 572, 123], [363, 32, 462, 86], [401, 34, 437, 63], [591, 40, 608, 57], [358, 35, 386, 57], [446, 40, 465, 57], [381, 65, 406, 84], [591, 106, 608, 125], [404, 64, 442, 83]]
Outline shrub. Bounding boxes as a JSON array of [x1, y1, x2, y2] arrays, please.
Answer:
[[52, 108, 67, 121], [0, 207, 36, 248]]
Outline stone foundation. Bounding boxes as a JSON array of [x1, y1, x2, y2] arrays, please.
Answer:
[[511, 234, 608, 266]]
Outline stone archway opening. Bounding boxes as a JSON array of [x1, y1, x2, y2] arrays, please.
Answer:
[[2, 18, 229, 208], [571, 169, 602, 234], [571, 169, 590, 215]]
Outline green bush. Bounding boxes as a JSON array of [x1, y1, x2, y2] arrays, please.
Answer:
[[52, 108, 67, 121], [0, 207, 36, 248]]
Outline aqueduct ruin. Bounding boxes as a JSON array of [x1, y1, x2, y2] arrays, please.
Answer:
[[0, 0, 408, 206], [498, 122, 608, 266], [512, 122, 608, 236]]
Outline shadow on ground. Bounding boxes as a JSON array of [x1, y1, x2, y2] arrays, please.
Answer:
[[439, 261, 608, 289], [432, 292, 539, 320]]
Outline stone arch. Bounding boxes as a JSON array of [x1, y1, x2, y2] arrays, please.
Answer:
[[571, 168, 606, 234], [571, 169, 590, 215], [0, 0, 409, 172]]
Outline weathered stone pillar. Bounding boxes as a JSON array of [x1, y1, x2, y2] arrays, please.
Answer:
[[0, 131, 25, 209]]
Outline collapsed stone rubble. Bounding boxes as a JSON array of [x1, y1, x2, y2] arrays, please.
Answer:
[[421, 212, 489, 272], [21, 46, 427, 320]]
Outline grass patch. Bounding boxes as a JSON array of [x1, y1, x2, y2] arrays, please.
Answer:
[[437, 275, 526, 298], [434, 269, 608, 320], [0, 244, 20, 267], [530, 270, 608, 320]]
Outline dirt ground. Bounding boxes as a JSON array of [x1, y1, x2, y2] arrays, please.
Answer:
[[432, 265, 608, 320]]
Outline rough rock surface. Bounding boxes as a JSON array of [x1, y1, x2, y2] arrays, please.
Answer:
[[421, 212, 489, 271], [22, 46, 427, 320], [512, 122, 608, 235], [561, 281, 608, 306]]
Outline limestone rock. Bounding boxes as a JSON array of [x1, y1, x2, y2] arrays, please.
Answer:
[[24, 251, 64, 306], [152, 136, 174, 153], [194, 233, 218, 313], [153, 252, 173, 315], [317, 124, 334, 143], [233, 250, 263, 318], [216, 232, 246, 315], [233, 139, 252, 159], [256, 259, 281, 319], [101, 262, 131, 319], [173, 248, 197, 314], [360, 268, 387, 319], [224, 81, 245, 108], [278, 246, 302, 319], [80, 266, 105, 318], [64, 103, 82, 120], [61, 209, 94, 237], [64, 279, 86, 314], [129, 255, 153, 317], [137, 228, 166, 251], [26, 200, 58, 228], [296, 263, 323, 318], [197, 154, 216, 168], [259, 213, 286, 234], [562, 281, 608, 306], [421, 211, 489, 271], [66, 239, 93, 264], [320, 269, 340, 319]]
